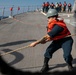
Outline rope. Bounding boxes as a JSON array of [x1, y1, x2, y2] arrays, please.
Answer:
[[13, 17, 25, 24], [9, 16, 26, 24], [0, 34, 76, 56], [0, 45, 30, 56], [66, 33, 76, 37]]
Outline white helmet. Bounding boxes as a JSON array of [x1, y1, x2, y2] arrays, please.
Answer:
[[46, 9, 58, 18]]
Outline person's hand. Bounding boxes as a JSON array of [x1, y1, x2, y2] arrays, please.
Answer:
[[29, 42, 37, 47], [40, 40, 46, 44]]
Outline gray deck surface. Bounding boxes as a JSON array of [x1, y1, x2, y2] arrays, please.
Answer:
[[0, 11, 76, 74]]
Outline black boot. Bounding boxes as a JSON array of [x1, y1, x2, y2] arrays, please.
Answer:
[[40, 57, 49, 73], [67, 62, 73, 71]]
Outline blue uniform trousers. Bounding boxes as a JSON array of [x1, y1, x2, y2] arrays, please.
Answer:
[[44, 37, 73, 63]]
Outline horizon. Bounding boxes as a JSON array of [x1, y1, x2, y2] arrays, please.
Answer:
[[0, 0, 75, 17], [0, 0, 74, 7]]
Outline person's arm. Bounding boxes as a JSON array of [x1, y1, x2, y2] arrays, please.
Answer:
[[47, 24, 64, 38], [29, 24, 64, 47], [29, 34, 50, 47]]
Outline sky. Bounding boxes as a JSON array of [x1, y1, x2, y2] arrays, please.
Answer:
[[0, 0, 75, 16], [0, 0, 75, 7]]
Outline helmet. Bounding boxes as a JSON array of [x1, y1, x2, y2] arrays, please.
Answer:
[[46, 9, 58, 18]]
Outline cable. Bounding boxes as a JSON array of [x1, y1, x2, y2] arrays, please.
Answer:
[[0, 33, 76, 56], [0, 45, 30, 56]]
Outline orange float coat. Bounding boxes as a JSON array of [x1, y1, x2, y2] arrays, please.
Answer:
[[47, 19, 71, 40]]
